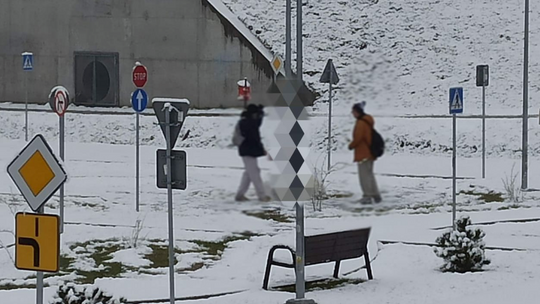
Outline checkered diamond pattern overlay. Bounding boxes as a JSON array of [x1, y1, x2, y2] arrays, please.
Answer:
[[267, 77, 314, 202]]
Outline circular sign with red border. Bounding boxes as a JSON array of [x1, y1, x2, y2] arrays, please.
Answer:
[[48, 86, 70, 116]]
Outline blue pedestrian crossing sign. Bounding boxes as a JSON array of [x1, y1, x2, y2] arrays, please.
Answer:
[[449, 87, 463, 114], [131, 89, 148, 112], [22, 52, 33, 71]]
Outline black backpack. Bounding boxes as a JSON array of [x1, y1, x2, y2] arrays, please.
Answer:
[[361, 119, 385, 158]]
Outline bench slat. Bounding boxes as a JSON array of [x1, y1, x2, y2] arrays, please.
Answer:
[[305, 237, 368, 248], [306, 248, 367, 265], [307, 234, 368, 245], [306, 229, 370, 243], [306, 242, 367, 257]]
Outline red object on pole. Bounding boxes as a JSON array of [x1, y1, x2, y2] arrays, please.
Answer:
[[133, 65, 148, 88], [237, 78, 251, 107]]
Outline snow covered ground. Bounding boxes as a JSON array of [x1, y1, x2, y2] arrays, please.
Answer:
[[3, 0, 540, 302], [4, 105, 540, 159], [1, 106, 540, 304]]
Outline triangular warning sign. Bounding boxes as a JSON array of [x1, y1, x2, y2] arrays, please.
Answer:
[[152, 100, 190, 148], [319, 59, 339, 84], [23, 57, 32, 70], [451, 90, 462, 109]]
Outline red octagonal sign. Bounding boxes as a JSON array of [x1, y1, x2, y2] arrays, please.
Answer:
[[133, 65, 148, 88]]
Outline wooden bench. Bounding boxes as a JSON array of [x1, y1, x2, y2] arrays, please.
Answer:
[[262, 227, 373, 290]]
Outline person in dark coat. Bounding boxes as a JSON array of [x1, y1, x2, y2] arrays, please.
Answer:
[[235, 104, 271, 202]]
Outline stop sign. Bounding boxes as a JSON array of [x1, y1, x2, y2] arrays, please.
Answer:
[[133, 65, 148, 88]]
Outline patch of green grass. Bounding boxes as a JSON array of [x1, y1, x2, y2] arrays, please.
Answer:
[[143, 234, 253, 274], [274, 278, 365, 292], [410, 203, 441, 210], [243, 210, 292, 223], [137, 268, 162, 275], [63, 239, 134, 284], [498, 204, 530, 210], [237, 230, 263, 238], [408, 210, 431, 215], [71, 200, 105, 210], [59, 255, 76, 273], [0, 282, 50, 291], [327, 192, 354, 199], [354, 207, 374, 212], [193, 235, 251, 258], [460, 190, 504, 203], [144, 244, 188, 269], [177, 262, 205, 273], [75, 263, 128, 285]]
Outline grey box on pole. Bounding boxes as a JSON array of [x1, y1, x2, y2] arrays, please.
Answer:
[[156, 149, 187, 190], [476, 65, 489, 87]]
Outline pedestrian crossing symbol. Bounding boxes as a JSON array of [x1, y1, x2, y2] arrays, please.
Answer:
[[22, 52, 33, 71], [449, 87, 463, 114]]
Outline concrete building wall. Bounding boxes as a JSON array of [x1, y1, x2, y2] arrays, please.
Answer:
[[0, 0, 277, 108]]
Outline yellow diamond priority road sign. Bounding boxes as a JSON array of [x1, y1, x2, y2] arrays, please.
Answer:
[[15, 212, 59, 272], [7, 134, 67, 211], [271, 54, 284, 75]]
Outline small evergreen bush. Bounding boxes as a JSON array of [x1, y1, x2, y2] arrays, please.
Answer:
[[50, 283, 126, 304], [434, 216, 490, 273]]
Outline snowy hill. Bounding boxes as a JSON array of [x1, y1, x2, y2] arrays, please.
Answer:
[[222, 0, 540, 116], [1, 1, 540, 159]]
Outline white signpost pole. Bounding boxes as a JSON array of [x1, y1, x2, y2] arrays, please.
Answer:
[[522, 0, 530, 190], [25, 72, 28, 141], [295, 202, 306, 299], [22, 52, 33, 141], [482, 84, 486, 179], [452, 113, 457, 231], [36, 206, 44, 304], [59, 113, 65, 233], [327, 69, 333, 172], [49, 86, 69, 233], [449, 87, 463, 231], [136, 111, 140, 212], [132, 63, 148, 212], [165, 104, 175, 304]]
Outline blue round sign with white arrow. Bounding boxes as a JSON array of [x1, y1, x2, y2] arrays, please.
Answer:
[[132, 89, 148, 112]]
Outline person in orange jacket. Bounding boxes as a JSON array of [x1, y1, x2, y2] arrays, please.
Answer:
[[348, 102, 381, 204]]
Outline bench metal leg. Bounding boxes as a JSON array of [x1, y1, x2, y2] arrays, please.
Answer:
[[263, 245, 295, 290], [263, 255, 273, 290], [333, 260, 341, 278], [364, 251, 373, 280]]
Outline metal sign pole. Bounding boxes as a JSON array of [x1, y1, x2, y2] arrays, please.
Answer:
[[59, 115, 65, 233], [25, 73, 28, 141], [482, 85, 486, 179], [244, 78, 248, 109], [327, 81, 333, 172], [295, 202, 305, 299], [36, 206, 44, 304], [165, 105, 175, 304], [297, 0, 303, 81], [136, 112, 140, 212], [522, 0, 529, 190], [452, 114, 457, 230], [285, 0, 292, 77]]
